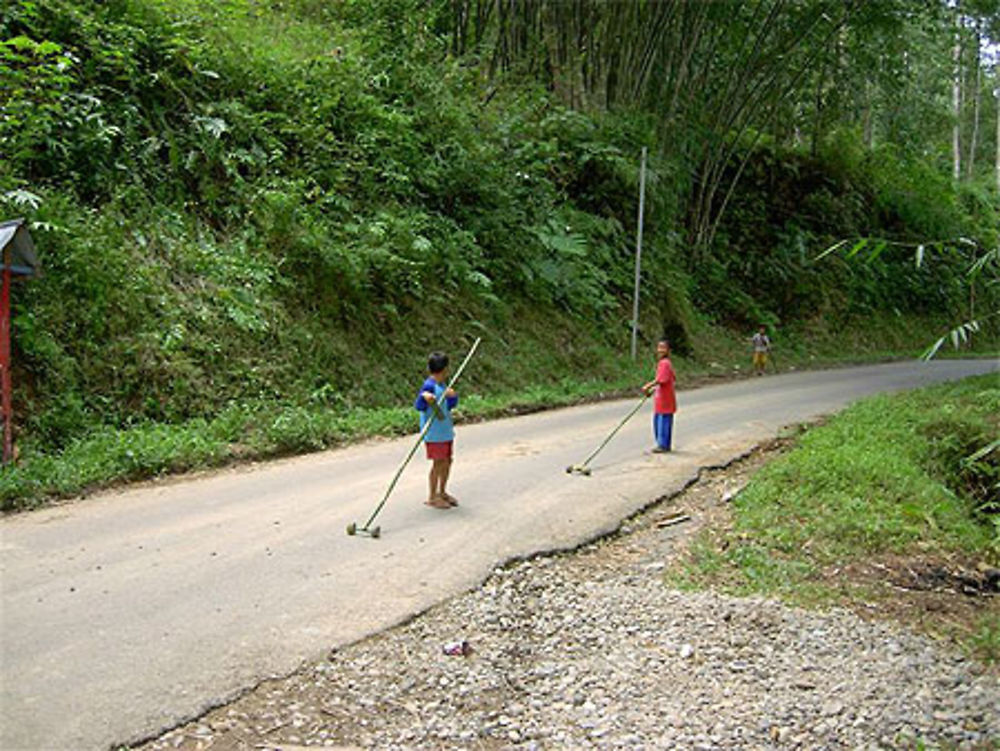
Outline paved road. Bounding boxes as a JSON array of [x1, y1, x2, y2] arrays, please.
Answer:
[[1, 359, 996, 750]]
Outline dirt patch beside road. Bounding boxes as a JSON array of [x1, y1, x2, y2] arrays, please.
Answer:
[[818, 555, 1000, 663]]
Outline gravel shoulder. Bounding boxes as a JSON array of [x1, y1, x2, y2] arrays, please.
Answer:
[[137, 442, 1000, 751]]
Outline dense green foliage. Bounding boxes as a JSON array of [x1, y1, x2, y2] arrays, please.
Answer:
[[1, 0, 997, 480], [1, 0, 665, 447], [699, 139, 995, 327], [736, 376, 998, 562]]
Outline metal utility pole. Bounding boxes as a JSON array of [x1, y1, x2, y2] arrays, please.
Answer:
[[630, 146, 647, 360]]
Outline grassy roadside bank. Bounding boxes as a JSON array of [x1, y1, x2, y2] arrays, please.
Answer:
[[670, 373, 1000, 663], [2, 314, 995, 511]]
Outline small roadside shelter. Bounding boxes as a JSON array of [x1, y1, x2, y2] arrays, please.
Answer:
[[0, 219, 41, 464]]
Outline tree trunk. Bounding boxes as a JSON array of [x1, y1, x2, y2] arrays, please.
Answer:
[[996, 81, 1000, 192], [812, 56, 826, 157], [862, 75, 873, 148], [966, 25, 980, 179], [952, 10, 962, 181]]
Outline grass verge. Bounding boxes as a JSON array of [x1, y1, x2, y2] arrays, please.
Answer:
[[670, 373, 1000, 664], [2, 312, 994, 512], [1, 370, 653, 511]]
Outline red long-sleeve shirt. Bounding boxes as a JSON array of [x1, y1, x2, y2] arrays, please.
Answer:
[[654, 357, 676, 415]]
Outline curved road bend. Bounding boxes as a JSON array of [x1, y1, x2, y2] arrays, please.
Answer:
[[1, 359, 997, 750]]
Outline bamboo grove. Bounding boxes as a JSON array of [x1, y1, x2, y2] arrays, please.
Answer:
[[447, 0, 1000, 252], [0, 0, 997, 459]]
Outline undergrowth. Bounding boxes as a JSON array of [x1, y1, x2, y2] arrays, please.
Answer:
[[672, 373, 1000, 662]]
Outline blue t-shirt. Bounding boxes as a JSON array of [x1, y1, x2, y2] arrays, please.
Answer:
[[415, 376, 458, 443]]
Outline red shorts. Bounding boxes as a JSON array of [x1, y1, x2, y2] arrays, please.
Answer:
[[425, 441, 453, 460]]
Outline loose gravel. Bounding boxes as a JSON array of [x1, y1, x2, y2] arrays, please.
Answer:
[[140, 456, 999, 751]]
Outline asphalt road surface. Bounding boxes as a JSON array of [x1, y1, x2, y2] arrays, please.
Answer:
[[1, 359, 997, 750]]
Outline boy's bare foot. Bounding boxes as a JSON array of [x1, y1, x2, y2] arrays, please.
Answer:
[[424, 497, 451, 509], [442, 493, 459, 507]]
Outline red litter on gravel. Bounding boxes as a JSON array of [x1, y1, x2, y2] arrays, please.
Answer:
[[442, 640, 472, 656]]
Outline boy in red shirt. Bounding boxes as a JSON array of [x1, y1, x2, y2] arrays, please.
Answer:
[[643, 339, 677, 452]]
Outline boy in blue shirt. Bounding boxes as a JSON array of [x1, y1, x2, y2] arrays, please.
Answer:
[[415, 352, 460, 509]]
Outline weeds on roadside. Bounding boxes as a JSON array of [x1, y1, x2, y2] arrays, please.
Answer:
[[672, 373, 1000, 662]]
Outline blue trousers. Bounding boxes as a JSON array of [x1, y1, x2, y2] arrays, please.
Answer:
[[654, 413, 674, 450]]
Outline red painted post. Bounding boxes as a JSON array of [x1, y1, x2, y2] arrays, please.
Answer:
[[1, 251, 11, 464]]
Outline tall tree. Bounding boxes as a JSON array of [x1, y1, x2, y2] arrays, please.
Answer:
[[451, 0, 860, 254], [953, 6, 963, 181], [966, 19, 981, 178]]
